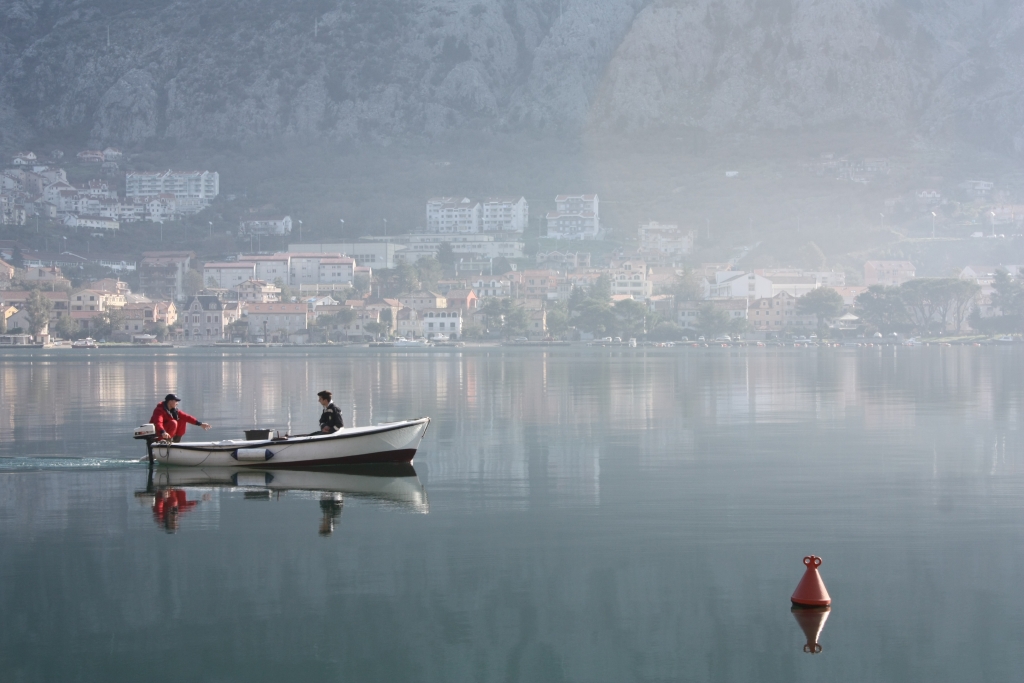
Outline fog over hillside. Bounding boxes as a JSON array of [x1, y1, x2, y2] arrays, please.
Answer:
[[2, 0, 1024, 152]]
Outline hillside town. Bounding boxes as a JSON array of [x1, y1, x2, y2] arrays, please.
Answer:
[[1, 150, 1023, 346]]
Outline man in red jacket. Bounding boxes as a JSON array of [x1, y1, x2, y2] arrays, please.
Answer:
[[151, 393, 211, 442]]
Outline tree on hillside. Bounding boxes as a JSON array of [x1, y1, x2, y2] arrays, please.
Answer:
[[353, 273, 371, 295], [668, 268, 704, 301], [941, 279, 981, 333], [53, 315, 79, 340], [574, 299, 616, 337], [396, 263, 420, 294], [899, 279, 941, 332], [436, 242, 456, 268], [696, 304, 731, 339], [504, 306, 529, 339], [797, 287, 844, 334], [856, 285, 906, 333], [991, 267, 1024, 331], [25, 290, 53, 336], [183, 269, 204, 298], [416, 257, 443, 291], [589, 275, 612, 303], [614, 299, 648, 338]]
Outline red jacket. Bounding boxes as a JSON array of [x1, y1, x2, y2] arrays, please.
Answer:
[[151, 403, 200, 438]]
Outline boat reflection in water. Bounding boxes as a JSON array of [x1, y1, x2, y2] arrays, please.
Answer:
[[791, 606, 830, 654], [137, 464, 428, 535]]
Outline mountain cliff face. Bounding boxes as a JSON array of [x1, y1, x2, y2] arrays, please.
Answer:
[[1, 0, 1023, 153]]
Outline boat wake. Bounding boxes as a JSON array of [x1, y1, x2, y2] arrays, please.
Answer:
[[0, 456, 144, 472]]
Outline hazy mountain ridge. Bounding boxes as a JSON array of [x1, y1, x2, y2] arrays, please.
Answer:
[[1, 0, 1023, 153]]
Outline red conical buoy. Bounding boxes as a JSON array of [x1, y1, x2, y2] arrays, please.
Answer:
[[791, 555, 831, 607]]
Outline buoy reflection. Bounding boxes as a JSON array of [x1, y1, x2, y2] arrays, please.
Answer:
[[791, 606, 830, 654]]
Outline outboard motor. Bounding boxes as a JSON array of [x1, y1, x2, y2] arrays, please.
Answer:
[[134, 424, 159, 462]]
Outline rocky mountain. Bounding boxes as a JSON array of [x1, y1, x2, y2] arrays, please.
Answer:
[[1, 0, 1023, 153]]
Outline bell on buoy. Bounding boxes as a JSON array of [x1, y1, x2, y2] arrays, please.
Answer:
[[791, 606, 830, 654], [791, 555, 831, 607]]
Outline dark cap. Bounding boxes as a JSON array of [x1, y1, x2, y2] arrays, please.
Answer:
[[164, 393, 182, 402]]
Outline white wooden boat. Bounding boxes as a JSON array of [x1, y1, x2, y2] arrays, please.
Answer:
[[135, 418, 430, 467]]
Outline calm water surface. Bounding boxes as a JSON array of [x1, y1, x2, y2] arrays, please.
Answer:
[[1, 346, 1023, 682]]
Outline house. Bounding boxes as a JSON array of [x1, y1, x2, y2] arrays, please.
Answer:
[[204, 261, 257, 289], [232, 279, 281, 303], [519, 270, 559, 300], [749, 292, 817, 332], [138, 251, 194, 301], [0, 291, 70, 319], [471, 278, 512, 299], [610, 260, 653, 299], [396, 308, 420, 338], [528, 310, 547, 339], [12, 152, 37, 166], [76, 150, 105, 163], [121, 303, 157, 335], [546, 194, 599, 240], [6, 306, 47, 336], [864, 261, 915, 286], [181, 295, 235, 341], [239, 216, 293, 236], [102, 147, 123, 161], [677, 299, 749, 330], [339, 308, 381, 340], [21, 266, 71, 289], [399, 291, 447, 310], [363, 298, 401, 335], [421, 308, 462, 339], [638, 222, 694, 264], [88, 278, 131, 296], [445, 289, 479, 311], [245, 303, 308, 341], [71, 289, 124, 313]]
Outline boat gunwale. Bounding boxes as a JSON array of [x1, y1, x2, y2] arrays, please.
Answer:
[[160, 417, 430, 453]]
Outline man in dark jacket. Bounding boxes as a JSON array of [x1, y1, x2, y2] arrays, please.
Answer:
[[151, 393, 211, 442], [316, 390, 344, 434]]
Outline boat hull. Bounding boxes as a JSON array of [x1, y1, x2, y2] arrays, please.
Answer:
[[151, 418, 429, 468]]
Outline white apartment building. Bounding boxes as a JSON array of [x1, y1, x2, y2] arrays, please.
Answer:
[[480, 197, 528, 233], [546, 194, 599, 240], [317, 256, 356, 284], [237, 254, 290, 283], [204, 262, 257, 289], [239, 216, 292, 235], [289, 253, 354, 286], [421, 308, 462, 339], [638, 222, 693, 263], [125, 170, 219, 206], [703, 271, 774, 299], [427, 197, 481, 233]]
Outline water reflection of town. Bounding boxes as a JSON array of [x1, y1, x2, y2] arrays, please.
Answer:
[[0, 348, 1021, 495]]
